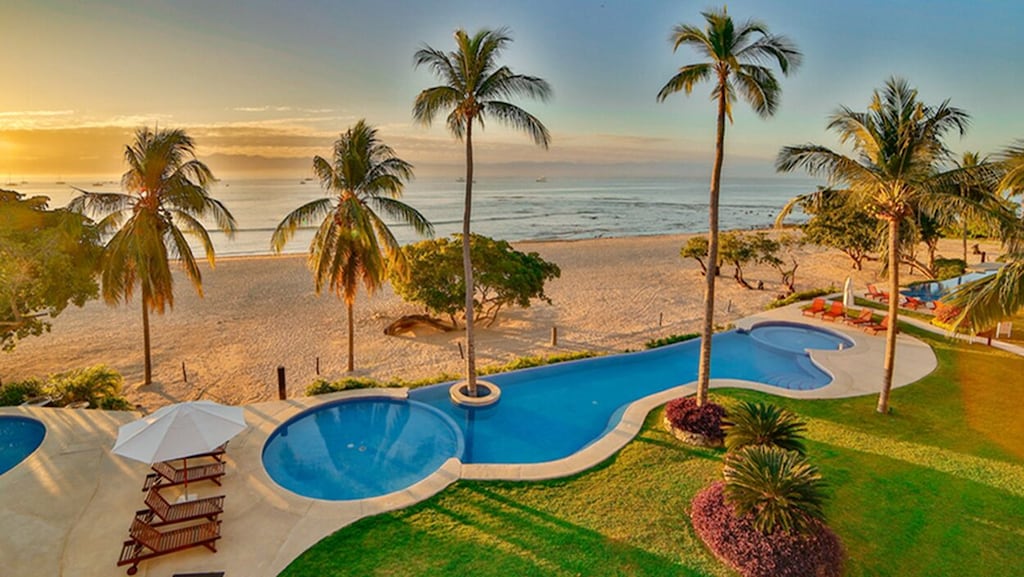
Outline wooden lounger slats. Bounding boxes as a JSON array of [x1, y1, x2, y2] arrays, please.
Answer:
[[118, 518, 221, 575], [138, 488, 225, 525], [143, 460, 225, 491]]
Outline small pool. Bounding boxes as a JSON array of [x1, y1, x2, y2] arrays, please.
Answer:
[[901, 270, 997, 302], [0, 416, 46, 475], [746, 321, 854, 355], [262, 398, 463, 500]]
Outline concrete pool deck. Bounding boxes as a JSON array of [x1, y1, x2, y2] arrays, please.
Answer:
[[0, 305, 950, 576]]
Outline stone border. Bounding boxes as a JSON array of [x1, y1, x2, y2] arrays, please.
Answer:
[[449, 379, 502, 407]]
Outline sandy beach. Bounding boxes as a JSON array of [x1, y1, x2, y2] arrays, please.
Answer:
[[0, 233, 1000, 411]]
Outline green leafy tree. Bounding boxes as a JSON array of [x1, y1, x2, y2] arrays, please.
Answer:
[[413, 27, 552, 396], [0, 190, 100, 351], [390, 234, 560, 327], [751, 232, 801, 294], [658, 6, 801, 406], [723, 401, 807, 454], [69, 127, 236, 385], [680, 236, 712, 276], [776, 187, 878, 270], [271, 120, 433, 372], [776, 77, 1016, 414], [719, 231, 758, 289], [723, 445, 827, 535]]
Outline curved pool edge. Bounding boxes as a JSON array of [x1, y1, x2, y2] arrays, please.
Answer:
[[0, 414, 47, 476]]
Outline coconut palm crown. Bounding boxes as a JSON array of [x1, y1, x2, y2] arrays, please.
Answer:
[[271, 119, 433, 372], [69, 127, 236, 385], [412, 27, 551, 396], [657, 6, 801, 406]]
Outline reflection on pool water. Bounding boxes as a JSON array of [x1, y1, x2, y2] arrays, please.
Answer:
[[901, 270, 997, 302], [263, 321, 857, 500], [0, 416, 46, 475]]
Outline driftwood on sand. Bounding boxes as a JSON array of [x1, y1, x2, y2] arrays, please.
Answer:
[[384, 314, 456, 336]]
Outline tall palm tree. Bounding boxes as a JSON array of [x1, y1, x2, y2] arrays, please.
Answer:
[[776, 77, 993, 413], [69, 127, 236, 385], [271, 120, 433, 372], [412, 27, 551, 396], [657, 7, 801, 406]]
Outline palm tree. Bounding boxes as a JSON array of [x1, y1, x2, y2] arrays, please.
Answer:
[[723, 445, 828, 535], [271, 120, 433, 372], [412, 27, 551, 396], [657, 7, 801, 406], [69, 127, 236, 385], [777, 77, 980, 413], [723, 401, 807, 454]]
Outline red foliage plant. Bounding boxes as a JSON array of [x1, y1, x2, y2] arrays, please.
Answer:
[[690, 482, 844, 577], [665, 397, 726, 442]]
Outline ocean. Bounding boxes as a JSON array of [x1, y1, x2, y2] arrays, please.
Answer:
[[12, 176, 815, 257]]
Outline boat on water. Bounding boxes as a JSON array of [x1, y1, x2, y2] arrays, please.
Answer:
[[456, 177, 465, 182], [536, 176, 547, 182]]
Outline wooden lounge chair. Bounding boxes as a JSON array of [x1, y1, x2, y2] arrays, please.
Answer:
[[136, 488, 225, 526], [820, 302, 846, 322], [117, 517, 221, 575], [143, 460, 225, 492], [866, 284, 889, 302], [802, 298, 827, 317], [902, 296, 926, 310], [862, 315, 892, 335], [843, 308, 874, 326]]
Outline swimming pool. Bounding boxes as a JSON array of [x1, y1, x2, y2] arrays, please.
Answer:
[[263, 321, 852, 500], [901, 270, 997, 302], [0, 416, 46, 475]]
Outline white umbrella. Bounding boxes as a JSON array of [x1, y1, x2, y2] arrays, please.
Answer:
[[843, 276, 855, 308], [113, 400, 247, 495]]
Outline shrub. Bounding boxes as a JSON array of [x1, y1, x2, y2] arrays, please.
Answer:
[[0, 379, 46, 406], [933, 258, 966, 280], [723, 445, 828, 534], [691, 482, 844, 577], [664, 396, 726, 443], [645, 333, 700, 349], [46, 365, 130, 409], [306, 377, 386, 396], [723, 401, 807, 454], [767, 287, 837, 310]]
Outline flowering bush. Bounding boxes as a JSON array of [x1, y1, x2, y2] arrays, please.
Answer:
[[690, 482, 844, 577], [664, 396, 726, 443]]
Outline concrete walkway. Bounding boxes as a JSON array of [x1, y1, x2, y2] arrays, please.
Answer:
[[0, 304, 944, 577]]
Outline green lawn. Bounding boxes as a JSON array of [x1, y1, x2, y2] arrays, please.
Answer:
[[281, 327, 1024, 577]]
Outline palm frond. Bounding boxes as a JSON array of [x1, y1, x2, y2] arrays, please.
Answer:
[[734, 64, 780, 117], [67, 189, 135, 217], [483, 101, 551, 148], [656, 63, 713, 101], [271, 197, 335, 253], [368, 196, 435, 237], [944, 259, 1024, 331], [164, 219, 203, 294], [723, 445, 828, 535], [412, 86, 462, 128], [170, 209, 216, 265]]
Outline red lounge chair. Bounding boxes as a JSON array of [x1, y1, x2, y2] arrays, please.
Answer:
[[802, 298, 827, 317], [863, 315, 892, 335], [117, 517, 221, 575], [903, 296, 925, 310], [820, 302, 846, 322], [143, 460, 225, 492], [866, 284, 889, 302], [136, 488, 224, 526], [843, 308, 874, 326]]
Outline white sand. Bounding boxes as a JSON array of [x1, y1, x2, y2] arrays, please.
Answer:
[[0, 234, 1000, 410]]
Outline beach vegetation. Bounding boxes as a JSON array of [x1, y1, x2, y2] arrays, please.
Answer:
[[658, 6, 801, 407], [0, 189, 101, 353], [271, 120, 433, 373], [0, 378, 45, 406], [0, 364, 130, 409], [932, 258, 966, 280], [68, 127, 237, 385], [723, 401, 807, 454], [776, 77, 1018, 413], [305, 376, 390, 396], [718, 231, 758, 289], [776, 187, 878, 270], [679, 236, 713, 276], [645, 333, 700, 349], [766, 287, 836, 310], [390, 234, 560, 328], [664, 396, 726, 445], [413, 27, 552, 398], [748, 232, 801, 294]]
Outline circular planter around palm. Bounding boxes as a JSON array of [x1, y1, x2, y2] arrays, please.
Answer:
[[449, 379, 501, 407], [662, 397, 725, 448]]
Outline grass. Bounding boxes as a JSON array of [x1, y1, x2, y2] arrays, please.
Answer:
[[281, 328, 1024, 577]]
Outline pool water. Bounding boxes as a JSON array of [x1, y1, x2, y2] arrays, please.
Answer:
[[262, 398, 463, 500], [263, 321, 854, 500], [0, 416, 46, 475], [901, 270, 997, 302]]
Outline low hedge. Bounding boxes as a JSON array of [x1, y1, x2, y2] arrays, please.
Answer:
[[664, 396, 726, 444], [690, 482, 844, 577], [305, 377, 390, 396], [766, 287, 837, 310], [645, 333, 700, 349]]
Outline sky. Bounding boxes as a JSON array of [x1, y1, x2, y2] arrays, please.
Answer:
[[1, 0, 1023, 179]]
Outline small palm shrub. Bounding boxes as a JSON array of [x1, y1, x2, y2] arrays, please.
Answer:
[[723, 445, 827, 535], [691, 482, 843, 577], [664, 396, 726, 445], [723, 401, 807, 454], [0, 379, 46, 406], [47, 365, 131, 409]]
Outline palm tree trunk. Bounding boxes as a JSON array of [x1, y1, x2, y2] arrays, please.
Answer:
[[463, 120, 478, 396], [346, 300, 354, 372], [141, 284, 152, 386], [877, 217, 900, 414], [695, 82, 728, 406]]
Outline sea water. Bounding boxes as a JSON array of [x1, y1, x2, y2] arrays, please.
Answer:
[[11, 175, 813, 256]]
